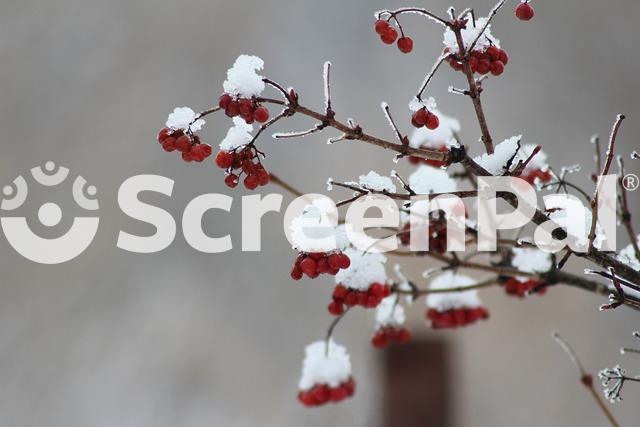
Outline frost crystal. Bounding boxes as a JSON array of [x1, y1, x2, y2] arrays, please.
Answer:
[[298, 339, 352, 390], [443, 17, 500, 53], [473, 135, 521, 175], [408, 110, 461, 149], [357, 171, 396, 193], [375, 296, 406, 329], [335, 248, 387, 290], [408, 96, 437, 112], [409, 165, 458, 194], [222, 54, 266, 98], [165, 107, 205, 133], [219, 117, 254, 152], [426, 271, 482, 311], [512, 247, 552, 273]]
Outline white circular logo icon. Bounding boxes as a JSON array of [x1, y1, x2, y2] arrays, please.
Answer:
[[1, 161, 100, 264]]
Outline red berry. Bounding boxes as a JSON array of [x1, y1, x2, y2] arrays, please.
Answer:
[[224, 173, 238, 188], [215, 151, 234, 169], [291, 265, 303, 280], [369, 283, 384, 298], [312, 385, 330, 405], [330, 386, 348, 402], [157, 127, 171, 143], [328, 301, 344, 316], [225, 101, 240, 117], [486, 46, 501, 61], [490, 60, 505, 76], [175, 135, 191, 153], [380, 27, 398, 44], [199, 143, 212, 158], [253, 106, 269, 123], [338, 253, 351, 269], [333, 284, 348, 300], [161, 138, 176, 152], [190, 145, 206, 162], [515, 2, 534, 21], [499, 49, 509, 65], [218, 93, 232, 109], [476, 59, 491, 75], [299, 257, 317, 277], [469, 56, 479, 73], [449, 60, 463, 71], [327, 253, 342, 270], [244, 174, 259, 190], [425, 113, 440, 130], [372, 333, 388, 348], [412, 108, 429, 127], [397, 37, 413, 54], [256, 169, 270, 186], [181, 151, 193, 162], [238, 98, 253, 116], [374, 19, 390, 35]]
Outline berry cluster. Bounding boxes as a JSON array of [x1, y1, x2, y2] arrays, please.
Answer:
[[157, 128, 213, 162], [446, 45, 509, 77], [411, 108, 440, 130], [290, 251, 351, 280], [426, 307, 489, 329], [298, 378, 356, 407], [218, 93, 270, 124], [521, 168, 552, 185], [328, 283, 392, 316], [374, 20, 413, 54], [371, 326, 412, 348], [504, 277, 547, 298], [398, 216, 448, 254], [409, 144, 449, 167], [515, 2, 535, 21], [215, 147, 270, 190]]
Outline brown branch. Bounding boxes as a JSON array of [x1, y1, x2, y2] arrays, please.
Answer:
[[256, 97, 448, 162], [452, 26, 494, 154], [552, 332, 621, 427]]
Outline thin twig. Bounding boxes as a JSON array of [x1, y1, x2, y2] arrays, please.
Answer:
[[552, 332, 620, 427], [588, 114, 626, 252]]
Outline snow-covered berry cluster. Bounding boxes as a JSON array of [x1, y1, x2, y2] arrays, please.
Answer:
[[298, 339, 355, 407], [214, 146, 270, 189], [371, 296, 411, 348], [504, 277, 547, 298], [443, 16, 508, 77], [515, 2, 535, 21], [426, 305, 489, 329], [157, 127, 213, 162], [374, 20, 413, 54], [290, 251, 351, 280], [372, 326, 412, 348], [329, 282, 392, 315], [157, 107, 213, 162], [214, 117, 270, 190], [425, 271, 490, 329], [218, 93, 270, 124], [328, 250, 390, 315]]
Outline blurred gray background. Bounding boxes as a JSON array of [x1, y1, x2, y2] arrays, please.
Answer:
[[0, 0, 639, 425]]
